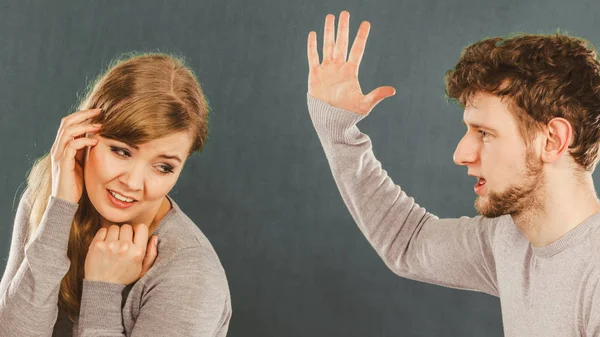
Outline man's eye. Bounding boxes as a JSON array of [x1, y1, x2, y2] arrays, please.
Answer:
[[479, 130, 488, 138]]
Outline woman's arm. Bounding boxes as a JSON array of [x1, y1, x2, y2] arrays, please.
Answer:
[[0, 189, 79, 337], [77, 247, 231, 337], [0, 188, 32, 298]]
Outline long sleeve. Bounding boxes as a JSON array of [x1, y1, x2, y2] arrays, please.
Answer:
[[0, 188, 33, 300], [0, 190, 79, 337], [77, 247, 230, 337], [307, 93, 500, 296], [586, 272, 600, 336]]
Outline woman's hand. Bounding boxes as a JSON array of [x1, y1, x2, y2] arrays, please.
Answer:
[[50, 108, 102, 204], [307, 11, 396, 115], [84, 224, 158, 285]]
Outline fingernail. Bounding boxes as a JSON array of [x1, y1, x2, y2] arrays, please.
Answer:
[[92, 124, 102, 128], [154, 237, 158, 246]]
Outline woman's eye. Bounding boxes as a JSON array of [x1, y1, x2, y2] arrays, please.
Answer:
[[111, 147, 130, 157], [158, 165, 174, 175], [111, 146, 174, 175]]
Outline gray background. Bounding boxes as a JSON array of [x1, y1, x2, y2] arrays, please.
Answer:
[[1, 0, 599, 336]]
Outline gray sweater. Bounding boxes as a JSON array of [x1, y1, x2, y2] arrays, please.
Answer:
[[307, 93, 600, 336], [0, 189, 231, 336]]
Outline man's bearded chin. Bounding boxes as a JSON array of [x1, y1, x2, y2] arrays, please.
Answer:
[[475, 157, 545, 219]]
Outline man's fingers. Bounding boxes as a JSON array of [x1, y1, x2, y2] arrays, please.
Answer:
[[323, 14, 335, 60], [348, 21, 371, 68], [307, 31, 320, 69], [365, 86, 396, 110], [333, 10, 350, 60]]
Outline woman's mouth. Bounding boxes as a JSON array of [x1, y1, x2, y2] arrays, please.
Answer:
[[107, 189, 137, 209]]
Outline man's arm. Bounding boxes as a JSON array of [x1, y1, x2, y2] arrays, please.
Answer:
[[308, 93, 500, 295], [585, 272, 600, 336], [306, 12, 500, 296]]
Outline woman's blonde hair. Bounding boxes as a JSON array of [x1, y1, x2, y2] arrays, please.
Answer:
[[24, 52, 210, 322]]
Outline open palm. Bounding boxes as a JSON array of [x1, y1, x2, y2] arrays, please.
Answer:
[[307, 11, 395, 115]]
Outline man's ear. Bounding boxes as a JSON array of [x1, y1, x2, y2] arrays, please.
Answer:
[[541, 117, 573, 163]]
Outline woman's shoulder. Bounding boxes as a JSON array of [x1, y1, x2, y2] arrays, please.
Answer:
[[148, 195, 227, 277]]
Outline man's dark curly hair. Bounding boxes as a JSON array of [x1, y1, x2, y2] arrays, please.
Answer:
[[445, 33, 600, 172]]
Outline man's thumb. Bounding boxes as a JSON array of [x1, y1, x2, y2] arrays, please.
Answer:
[[365, 86, 396, 111]]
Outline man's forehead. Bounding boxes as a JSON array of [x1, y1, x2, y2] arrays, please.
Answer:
[[462, 93, 514, 130]]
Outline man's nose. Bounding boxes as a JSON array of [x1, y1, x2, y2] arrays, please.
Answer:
[[453, 136, 478, 166]]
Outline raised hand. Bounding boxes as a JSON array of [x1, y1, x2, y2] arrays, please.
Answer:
[[50, 109, 102, 204], [307, 11, 396, 115], [84, 223, 158, 285]]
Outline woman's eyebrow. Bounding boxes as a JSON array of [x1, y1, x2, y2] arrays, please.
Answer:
[[118, 140, 182, 163], [157, 154, 182, 163]]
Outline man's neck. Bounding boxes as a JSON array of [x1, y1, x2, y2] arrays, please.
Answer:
[[512, 174, 600, 247]]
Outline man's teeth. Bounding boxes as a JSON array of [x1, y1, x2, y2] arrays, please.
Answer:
[[110, 190, 135, 203]]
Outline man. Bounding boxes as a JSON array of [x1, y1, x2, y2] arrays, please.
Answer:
[[306, 10, 600, 336]]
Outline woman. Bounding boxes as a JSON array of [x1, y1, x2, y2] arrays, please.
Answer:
[[0, 53, 232, 336]]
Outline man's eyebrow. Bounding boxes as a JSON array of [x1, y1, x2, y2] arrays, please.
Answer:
[[120, 141, 182, 163], [462, 120, 499, 133]]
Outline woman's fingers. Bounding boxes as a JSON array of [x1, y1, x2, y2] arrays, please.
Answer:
[[55, 123, 101, 158], [140, 236, 158, 277], [133, 223, 149, 250], [61, 137, 98, 170], [51, 109, 101, 152], [307, 31, 319, 69], [119, 224, 134, 242], [105, 225, 120, 242], [333, 11, 350, 61], [348, 21, 371, 68], [60, 109, 102, 129], [91, 227, 107, 245], [322, 14, 335, 60]]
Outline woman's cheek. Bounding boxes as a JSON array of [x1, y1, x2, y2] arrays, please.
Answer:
[[97, 152, 121, 178]]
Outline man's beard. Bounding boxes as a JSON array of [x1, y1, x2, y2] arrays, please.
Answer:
[[475, 150, 545, 218]]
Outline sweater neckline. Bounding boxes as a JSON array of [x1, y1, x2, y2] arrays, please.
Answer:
[[532, 211, 600, 258], [150, 194, 180, 237]]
